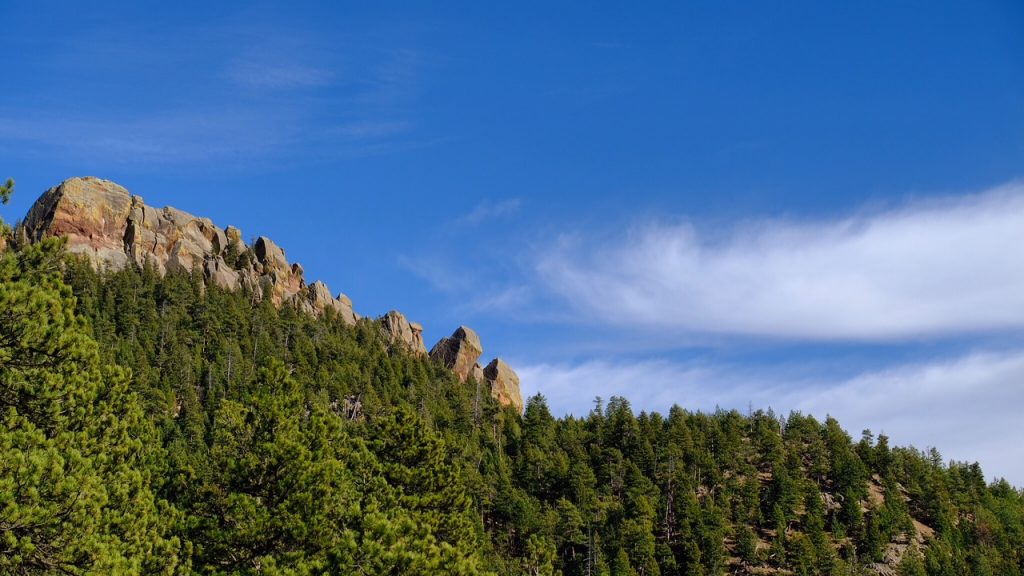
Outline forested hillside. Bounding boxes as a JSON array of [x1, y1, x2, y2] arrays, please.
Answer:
[[2, 235, 1023, 574]]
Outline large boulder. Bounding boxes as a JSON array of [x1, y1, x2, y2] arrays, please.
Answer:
[[484, 358, 524, 414], [224, 225, 245, 256], [254, 236, 287, 270], [253, 236, 305, 305], [381, 310, 427, 355], [22, 177, 134, 269], [335, 292, 359, 325], [430, 326, 483, 382], [306, 281, 358, 325]]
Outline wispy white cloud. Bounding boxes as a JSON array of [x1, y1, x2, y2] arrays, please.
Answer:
[[328, 120, 412, 140], [397, 252, 532, 319], [0, 11, 430, 169], [460, 285, 532, 314], [0, 110, 295, 166], [227, 62, 335, 89], [457, 198, 523, 226], [517, 349, 1024, 485], [536, 184, 1024, 341], [397, 254, 467, 295]]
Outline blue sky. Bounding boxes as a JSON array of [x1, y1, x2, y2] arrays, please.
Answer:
[[3, 1, 1024, 482]]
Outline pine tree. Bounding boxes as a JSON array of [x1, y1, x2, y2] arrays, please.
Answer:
[[736, 524, 759, 567], [0, 177, 12, 202], [0, 178, 13, 248], [523, 534, 561, 576], [4, 203, 1023, 576], [898, 547, 927, 576], [0, 239, 184, 574]]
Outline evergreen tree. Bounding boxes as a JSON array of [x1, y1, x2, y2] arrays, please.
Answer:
[[0, 178, 13, 246], [523, 534, 561, 576], [735, 524, 759, 567], [897, 547, 927, 576], [0, 239, 184, 574], [3, 219, 1022, 575]]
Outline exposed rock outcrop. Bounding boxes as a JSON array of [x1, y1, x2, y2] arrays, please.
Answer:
[[380, 310, 427, 355], [20, 176, 356, 320], [484, 358, 524, 414], [430, 326, 483, 383], [428, 327, 523, 412], [204, 257, 239, 291], [21, 176, 523, 413], [304, 281, 358, 325], [23, 177, 135, 269]]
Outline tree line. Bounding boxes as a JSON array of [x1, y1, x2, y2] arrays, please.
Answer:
[[1, 204, 1022, 574]]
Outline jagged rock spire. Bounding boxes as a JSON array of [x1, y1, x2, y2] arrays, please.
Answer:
[[380, 310, 427, 355], [430, 326, 483, 383]]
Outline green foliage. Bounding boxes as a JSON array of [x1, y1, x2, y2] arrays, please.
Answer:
[[735, 524, 759, 566], [898, 547, 927, 576], [0, 239, 184, 574], [0, 177, 12, 204], [0, 178, 13, 242], [4, 233, 1024, 575]]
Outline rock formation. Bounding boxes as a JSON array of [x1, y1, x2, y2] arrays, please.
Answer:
[[380, 310, 427, 355], [430, 326, 483, 383], [20, 176, 523, 412], [305, 281, 358, 326], [483, 358, 524, 414], [20, 176, 357, 322], [427, 327, 524, 413], [23, 177, 136, 269]]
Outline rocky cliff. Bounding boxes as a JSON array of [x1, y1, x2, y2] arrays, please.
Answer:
[[19, 176, 523, 412], [21, 177, 356, 321]]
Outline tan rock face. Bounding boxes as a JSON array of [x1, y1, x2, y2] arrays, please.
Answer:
[[225, 225, 245, 253], [484, 358, 524, 414], [21, 177, 357, 319], [430, 326, 483, 382], [125, 199, 227, 275], [252, 237, 305, 305], [204, 257, 240, 291], [381, 310, 427, 355], [23, 177, 134, 269], [306, 281, 358, 326]]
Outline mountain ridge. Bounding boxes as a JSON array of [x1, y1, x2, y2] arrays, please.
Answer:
[[16, 176, 523, 413]]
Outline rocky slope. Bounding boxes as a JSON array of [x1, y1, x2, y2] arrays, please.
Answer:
[[18, 176, 523, 412]]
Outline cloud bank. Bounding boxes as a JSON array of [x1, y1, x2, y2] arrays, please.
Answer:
[[537, 185, 1024, 341]]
